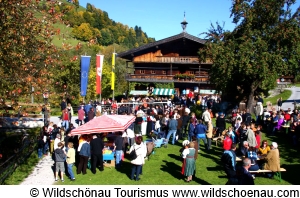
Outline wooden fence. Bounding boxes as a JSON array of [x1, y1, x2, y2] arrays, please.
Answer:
[[0, 132, 36, 184]]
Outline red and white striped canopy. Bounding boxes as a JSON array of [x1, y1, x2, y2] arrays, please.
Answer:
[[71, 115, 136, 135]]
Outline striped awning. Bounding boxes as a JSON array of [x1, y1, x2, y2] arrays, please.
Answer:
[[153, 88, 174, 95]]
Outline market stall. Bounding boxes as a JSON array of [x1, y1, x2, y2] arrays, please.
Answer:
[[71, 115, 135, 168]]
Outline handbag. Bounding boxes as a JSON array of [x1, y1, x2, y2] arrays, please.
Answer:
[[129, 149, 137, 160], [129, 145, 140, 160]]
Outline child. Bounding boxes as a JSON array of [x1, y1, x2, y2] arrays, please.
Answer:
[[66, 142, 76, 181], [54, 142, 66, 182]]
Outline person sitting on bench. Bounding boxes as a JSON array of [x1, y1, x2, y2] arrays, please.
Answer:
[[262, 142, 280, 179]]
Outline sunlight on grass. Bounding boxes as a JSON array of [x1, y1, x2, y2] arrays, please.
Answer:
[[263, 90, 292, 107]]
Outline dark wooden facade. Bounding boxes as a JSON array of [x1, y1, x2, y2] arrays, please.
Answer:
[[118, 32, 215, 94]]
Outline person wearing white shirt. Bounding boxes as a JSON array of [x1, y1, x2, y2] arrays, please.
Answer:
[[54, 134, 62, 150], [202, 108, 211, 126], [126, 128, 135, 147]]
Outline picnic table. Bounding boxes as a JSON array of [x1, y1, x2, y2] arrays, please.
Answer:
[[281, 125, 290, 134], [236, 156, 263, 162]]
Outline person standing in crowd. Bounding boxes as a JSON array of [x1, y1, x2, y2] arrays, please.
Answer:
[[67, 103, 74, 122], [166, 115, 178, 145], [277, 97, 283, 111], [77, 137, 91, 175], [90, 134, 104, 173], [62, 108, 69, 131], [84, 101, 92, 118], [66, 142, 76, 181], [202, 107, 211, 126], [194, 120, 207, 152], [37, 136, 44, 158], [188, 118, 196, 142], [206, 120, 213, 150], [223, 132, 232, 151], [246, 124, 257, 148], [54, 142, 66, 182], [60, 99, 67, 111], [134, 113, 144, 135], [54, 134, 61, 150], [181, 111, 190, 138], [129, 136, 146, 181], [181, 142, 196, 182], [114, 132, 124, 169], [176, 114, 183, 140], [216, 112, 226, 137], [88, 108, 95, 122], [221, 143, 237, 184], [78, 106, 85, 126]]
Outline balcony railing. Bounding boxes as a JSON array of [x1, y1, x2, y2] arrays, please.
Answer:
[[125, 74, 210, 83], [133, 56, 212, 64]]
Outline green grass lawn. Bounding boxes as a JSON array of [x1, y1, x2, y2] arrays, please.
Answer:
[[263, 90, 292, 107], [55, 130, 300, 185], [51, 23, 83, 48]]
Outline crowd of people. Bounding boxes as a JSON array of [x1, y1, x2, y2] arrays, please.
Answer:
[[36, 93, 296, 184]]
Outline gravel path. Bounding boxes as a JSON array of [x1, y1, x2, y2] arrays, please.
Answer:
[[20, 155, 55, 185], [20, 116, 77, 185]]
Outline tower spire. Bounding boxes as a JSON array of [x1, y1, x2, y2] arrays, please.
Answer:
[[181, 12, 188, 32]]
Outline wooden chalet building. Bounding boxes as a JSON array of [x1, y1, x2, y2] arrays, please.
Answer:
[[117, 16, 216, 97]]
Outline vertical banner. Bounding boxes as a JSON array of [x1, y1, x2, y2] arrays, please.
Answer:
[[80, 55, 91, 96], [111, 53, 116, 91], [96, 54, 104, 94]]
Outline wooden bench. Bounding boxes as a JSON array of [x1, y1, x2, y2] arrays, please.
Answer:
[[212, 135, 224, 146], [249, 168, 286, 182]]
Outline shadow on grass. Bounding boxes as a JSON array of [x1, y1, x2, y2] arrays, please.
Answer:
[[160, 160, 183, 180], [168, 153, 182, 161], [280, 164, 300, 185], [114, 161, 134, 180]]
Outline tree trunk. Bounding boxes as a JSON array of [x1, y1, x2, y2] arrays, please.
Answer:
[[247, 84, 256, 114]]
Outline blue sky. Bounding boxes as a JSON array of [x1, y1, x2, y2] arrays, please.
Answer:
[[78, 0, 237, 41]]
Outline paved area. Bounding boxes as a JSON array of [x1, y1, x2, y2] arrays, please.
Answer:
[[281, 87, 300, 110]]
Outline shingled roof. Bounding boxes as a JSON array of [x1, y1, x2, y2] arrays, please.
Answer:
[[117, 32, 207, 60]]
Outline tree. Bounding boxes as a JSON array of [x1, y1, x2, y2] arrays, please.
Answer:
[[72, 23, 94, 41], [199, 0, 300, 110], [0, 0, 61, 107]]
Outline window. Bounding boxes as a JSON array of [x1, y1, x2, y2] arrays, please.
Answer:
[[140, 70, 145, 74], [189, 71, 195, 74], [151, 70, 156, 74], [162, 70, 166, 74]]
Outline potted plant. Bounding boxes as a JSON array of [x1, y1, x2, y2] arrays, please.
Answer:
[[174, 74, 181, 80]]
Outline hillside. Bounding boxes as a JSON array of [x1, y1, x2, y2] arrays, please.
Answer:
[[46, 0, 155, 49]]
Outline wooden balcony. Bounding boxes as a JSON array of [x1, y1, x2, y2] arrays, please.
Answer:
[[125, 74, 210, 84], [133, 56, 212, 64]]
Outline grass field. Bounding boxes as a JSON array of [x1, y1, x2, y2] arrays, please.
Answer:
[[53, 129, 299, 185], [263, 90, 292, 107], [51, 23, 82, 48]]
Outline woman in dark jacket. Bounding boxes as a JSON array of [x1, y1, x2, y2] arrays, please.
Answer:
[[77, 139, 91, 175]]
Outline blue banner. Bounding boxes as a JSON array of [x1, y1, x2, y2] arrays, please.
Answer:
[[80, 56, 91, 96]]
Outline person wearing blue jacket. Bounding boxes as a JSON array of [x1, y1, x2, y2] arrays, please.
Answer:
[[194, 120, 207, 151], [166, 115, 178, 145], [77, 140, 91, 175], [188, 118, 195, 142]]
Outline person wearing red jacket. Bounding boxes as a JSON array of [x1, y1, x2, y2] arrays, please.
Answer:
[[223, 132, 232, 151]]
